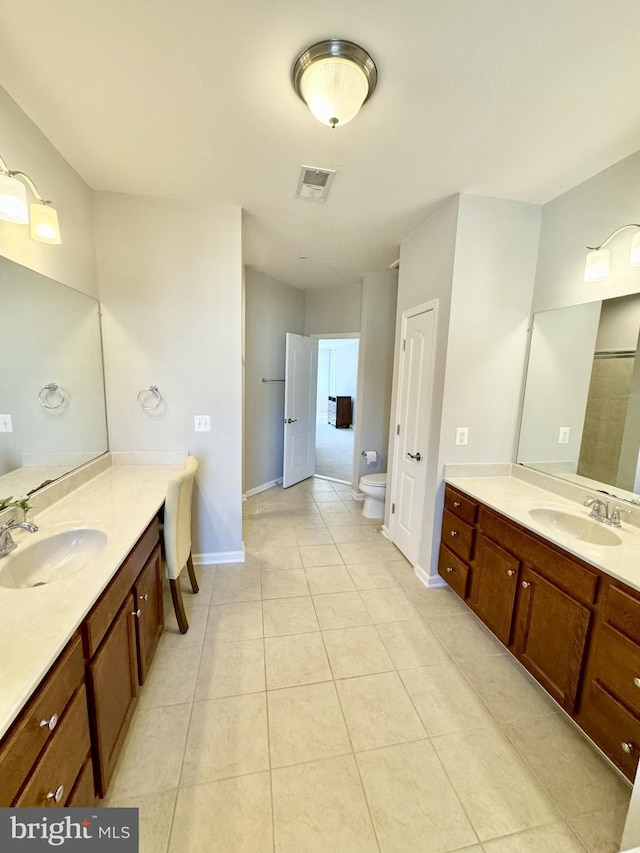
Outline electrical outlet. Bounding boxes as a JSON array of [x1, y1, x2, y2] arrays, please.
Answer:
[[455, 427, 469, 446], [194, 415, 211, 432], [558, 426, 570, 445], [0, 415, 12, 433]]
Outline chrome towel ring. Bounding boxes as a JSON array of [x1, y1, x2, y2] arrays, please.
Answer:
[[38, 383, 67, 410], [137, 385, 163, 411]]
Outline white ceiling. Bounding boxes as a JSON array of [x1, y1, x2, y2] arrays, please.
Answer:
[[2, 0, 640, 291]]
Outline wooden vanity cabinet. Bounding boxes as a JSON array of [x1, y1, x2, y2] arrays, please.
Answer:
[[134, 544, 164, 684], [469, 534, 520, 646]]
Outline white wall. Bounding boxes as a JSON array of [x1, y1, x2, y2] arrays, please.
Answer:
[[316, 349, 331, 418], [94, 192, 243, 561], [0, 86, 97, 296], [244, 269, 305, 492], [304, 285, 362, 335]]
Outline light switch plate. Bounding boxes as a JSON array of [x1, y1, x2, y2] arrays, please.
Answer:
[[455, 427, 469, 446], [194, 415, 211, 432], [558, 426, 570, 445], [0, 415, 12, 433]]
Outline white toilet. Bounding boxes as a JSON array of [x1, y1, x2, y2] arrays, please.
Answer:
[[359, 473, 387, 518]]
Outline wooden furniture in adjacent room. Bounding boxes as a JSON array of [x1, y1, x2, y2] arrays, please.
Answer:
[[327, 396, 352, 428]]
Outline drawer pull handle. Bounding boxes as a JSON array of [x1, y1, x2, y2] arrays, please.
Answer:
[[621, 741, 635, 755], [139, 593, 149, 601], [450, 530, 458, 537], [507, 569, 515, 577], [39, 713, 58, 732], [453, 501, 461, 508], [522, 581, 531, 589], [132, 609, 142, 618], [446, 566, 454, 573], [46, 785, 64, 804], [634, 677, 640, 689]]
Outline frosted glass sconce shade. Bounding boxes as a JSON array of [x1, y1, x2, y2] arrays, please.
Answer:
[[630, 231, 640, 266], [584, 249, 610, 282], [30, 203, 61, 244], [0, 173, 29, 224]]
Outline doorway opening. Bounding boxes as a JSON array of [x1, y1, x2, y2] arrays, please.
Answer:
[[315, 337, 359, 482]]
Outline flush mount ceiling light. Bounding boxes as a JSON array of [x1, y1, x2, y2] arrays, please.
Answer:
[[292, 39, 378, 129], [0, 152, 61, 244], [584, 223, 640, 282]]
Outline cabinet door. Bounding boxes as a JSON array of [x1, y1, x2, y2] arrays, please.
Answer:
[[469, 534, 520, 645], [513, 567, 591, 713], [134, 545, 164, 685], [87, 594, 139, 797]]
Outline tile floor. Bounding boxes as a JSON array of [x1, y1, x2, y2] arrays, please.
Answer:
[[105, 477, 632, 852]]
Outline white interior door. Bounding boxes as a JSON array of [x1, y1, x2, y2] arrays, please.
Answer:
[[283, 333, 318, 488], [390, 306, 436, 563]]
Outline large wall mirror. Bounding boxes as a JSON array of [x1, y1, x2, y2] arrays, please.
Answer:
[[518, 292, 640, 505], [0, 256, 108, 500]]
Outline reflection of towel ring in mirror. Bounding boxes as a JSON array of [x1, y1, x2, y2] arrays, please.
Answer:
[[38, 383, 67, 410], [137, 385, 164, 412]]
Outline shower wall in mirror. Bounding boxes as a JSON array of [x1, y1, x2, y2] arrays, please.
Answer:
[[518, 292, 640, 503], [0, 257, 108, 499]]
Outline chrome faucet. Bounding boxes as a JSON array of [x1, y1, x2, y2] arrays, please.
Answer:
[[583, 496, 631, 528], [0, 519, 38, 559]]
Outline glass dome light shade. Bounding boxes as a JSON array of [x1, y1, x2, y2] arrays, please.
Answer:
[[584, 249, 610, 282], [30, 203, 61, 244], [0, 173, 29, 224], [630, 231, 640, 266], [300, 57, 369, 128]]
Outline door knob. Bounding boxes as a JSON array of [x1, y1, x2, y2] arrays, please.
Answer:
[[285, 418, 298, 424], [621, 741, 635, 754], [522, 581, 530, 589], [507, 569, 515, 577], [406, 452, 422, 461]]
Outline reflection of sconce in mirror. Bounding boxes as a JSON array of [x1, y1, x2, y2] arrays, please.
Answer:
[[0, 152, 61, 244], [584, 223, 640, 282]]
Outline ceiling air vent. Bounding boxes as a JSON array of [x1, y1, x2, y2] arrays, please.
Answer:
[[295, 166, 336, 202]]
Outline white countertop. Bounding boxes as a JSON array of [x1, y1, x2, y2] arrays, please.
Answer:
[[0, 464, 180, 739], [445, 472, 640, 593]]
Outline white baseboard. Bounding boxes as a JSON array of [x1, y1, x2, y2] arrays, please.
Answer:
[[415, 563, 447, 589], [380, 524, 390, 539], [244, 478, 283, 499], [351, 489, 364, 501], [194, 549, 245, 565]]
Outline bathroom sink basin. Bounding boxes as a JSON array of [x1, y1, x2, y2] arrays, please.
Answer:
[[528, 508, 621, 546], [0, 528, 108, 589]]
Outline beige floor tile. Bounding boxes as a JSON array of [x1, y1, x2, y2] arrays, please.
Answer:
[[323, 625, 394, 678], [407, 586, 470, 620], [195, 639, 265, 699], [356, 739, 478, 853], [181, 693, 269, 785], [260, 529, 297, 548], [107, 788, 177, 853], [109, 704, 191, 798], [305, 565, 355, 594], [432, 726, 560, 841], [212, 568, 261, 604], [337, 541, 402, 564], [327, 525, 378, 543], [336, 671, 426, 751], [399, 662, 496, 736], [268, 681, 352, 768], [482, 822, 585, 852], [262, 595, 319, 636], [429, 612, 506, 660], [161, 601, 210, 648], [264, 632, 332, 689], [503, 714, 631, 818], [205, 601, 263, 643], [312, 493, 346, 505], [169, 773, 273, 853], [346, 561, 399, 589], [261, 568, 310, 599], [457, 653, 559, 724], [360, 587, 420, 623], [139, 645, 202, 710], [568, 801, 630, 853], [295, 527, 334, 546], [259, 545, 302, 570], [299, 543, 344, 567], [312, 591, 372, 629], [272, 755, 378, 853], [376, 619, 449, 669]]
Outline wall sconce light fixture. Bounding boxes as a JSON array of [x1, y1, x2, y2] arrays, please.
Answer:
[[0, 152, 61, 244], [584, 223, 640, 282], [292, 39, 378, 129]]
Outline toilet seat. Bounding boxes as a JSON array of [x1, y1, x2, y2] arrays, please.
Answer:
[[360, 473, 386, 489]]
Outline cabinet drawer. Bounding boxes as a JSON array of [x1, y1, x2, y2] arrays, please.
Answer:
[[604, 584, 640, 646], [16, 685, 91, 807], [590, 623, 640, 718], [441, 509, 475, 561], [437, 546, 469, 599], [444, 486, 478, 525], [0, 633, 84, 807], [85, 518, 159, 657], [580, 679, 640, 782]]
